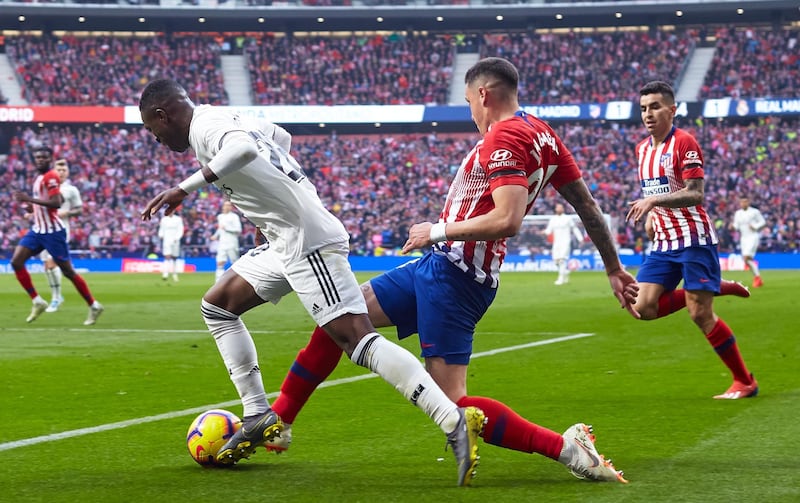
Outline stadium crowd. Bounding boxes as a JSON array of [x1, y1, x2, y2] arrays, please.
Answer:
[[700, 26, 800, 99], [245, 33, 455, 105], [2, 27, 797, 106], [6, 34, 229, 106], [0, 116, 797, 260], [480, 30, 696, 104]]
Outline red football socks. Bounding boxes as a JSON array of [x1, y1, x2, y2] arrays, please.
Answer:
[[272, 325, 343, 423], [457, 395, 563, 460], [656, 289, 687, 318], [705, 318, 753, 384], [70, 273, 95, 305], [14, 268, 38, 298]]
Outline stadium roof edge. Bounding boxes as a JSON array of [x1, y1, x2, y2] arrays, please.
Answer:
[[1, 0, 798, 32]]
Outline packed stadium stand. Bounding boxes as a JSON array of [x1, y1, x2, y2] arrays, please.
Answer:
[[246, 33, 456, 105], [0, 0, 798, 261], [480, 30, 696, 104], [6, 34, 229, 106], [700, 25, 800, 99], [1, 116, 797, 259]]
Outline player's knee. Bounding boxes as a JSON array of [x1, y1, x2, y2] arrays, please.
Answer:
[[687, 306, 714, 328], [634, 301, 659, 320], [200, 298, 239, 324], [324, 313, 374, 356]]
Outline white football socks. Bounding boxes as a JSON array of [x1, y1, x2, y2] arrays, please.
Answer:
[[162, 258, 174, 278], [351, 333, 460, 434], [201, 299, 269, 418], [558, 438, 576, 466], [558, 260, 568, 282], [745, 258, 760, 277], [45, 267, 62, 300]]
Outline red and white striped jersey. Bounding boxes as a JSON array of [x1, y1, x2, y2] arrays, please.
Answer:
[[31, 170, 65, 234], [436, 111, 582, 287], [635, 126, 718, 251]]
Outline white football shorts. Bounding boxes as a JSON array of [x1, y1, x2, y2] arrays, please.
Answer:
[[551, 241, 572, 261], [216, 245, 240, 265], [231, 241, 367, 327], [739, 236, 759, 257], [162, 239, 181, 258]]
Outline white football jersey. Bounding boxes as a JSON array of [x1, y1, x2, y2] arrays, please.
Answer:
[[59, 180, 82, 239], [545, 214, 582, 248], [215, 210, 242, 249], [158, 213, 185, 242], [188, 105, 348, 259], [732, 207, 765, 240]]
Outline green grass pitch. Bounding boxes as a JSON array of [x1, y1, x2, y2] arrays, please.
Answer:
[[1, 270, 797, 503]]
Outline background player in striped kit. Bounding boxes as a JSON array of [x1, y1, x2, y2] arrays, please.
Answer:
[[626, 80, 757, 400], [11, 146, 103, 325], [41, 159, 83, 313]]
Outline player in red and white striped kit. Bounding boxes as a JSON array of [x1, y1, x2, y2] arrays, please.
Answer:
[[626, 81, 757, 400], [269, 58, 639, 484], [11, 146, 103, 325]]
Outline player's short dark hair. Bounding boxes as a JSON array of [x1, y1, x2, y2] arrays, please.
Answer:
[[139, 79, 186, 110], [640, 81, 675, 103], [464, 57, 519, 92], [31, 145, 53, 156]]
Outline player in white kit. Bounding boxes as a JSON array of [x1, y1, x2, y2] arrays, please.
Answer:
[[139, 79, 485, 486], [42, 159, 84, 312], [544, 203, 585, 285], [211, 200, 242, 282], [158, 211, 184, 282], [730, 195, 766, 287]]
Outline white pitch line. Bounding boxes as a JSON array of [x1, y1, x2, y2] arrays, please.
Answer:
[[0, 332, 594, 452], [3, 327, 573, 336]]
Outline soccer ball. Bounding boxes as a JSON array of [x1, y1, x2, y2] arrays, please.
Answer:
[[186, 409, 242, 466]]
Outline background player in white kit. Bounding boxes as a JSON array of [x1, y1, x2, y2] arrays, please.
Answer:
[[544, 202, 585, 285], [730, 195, 766, 288], [42, 159, 84, 313], [158, 211, 184, 282], [139, 79, 485, 486], [210, 200, 242, 282]]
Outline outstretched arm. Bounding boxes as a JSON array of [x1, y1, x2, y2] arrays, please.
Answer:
[[401, 184, 528, 253], [14, 191, 62, 209]]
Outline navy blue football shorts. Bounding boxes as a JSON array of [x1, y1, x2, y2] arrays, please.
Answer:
[[370, 252, 496, 365], [19, 229, 70, 263], [637, 244, 721, 293]]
